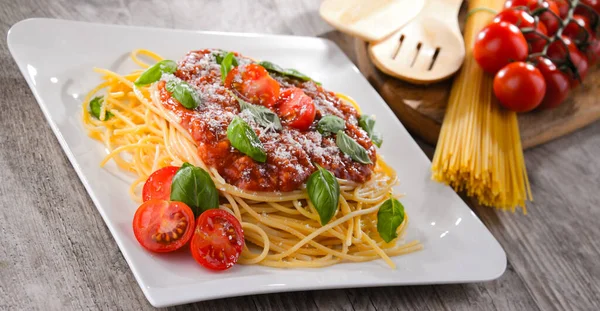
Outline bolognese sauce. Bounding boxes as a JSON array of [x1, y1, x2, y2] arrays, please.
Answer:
[[157, 49, 376, 192]]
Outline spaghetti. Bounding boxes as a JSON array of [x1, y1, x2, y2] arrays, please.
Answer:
[[431, 0, 532, 212], [82, 49, 422, 268]]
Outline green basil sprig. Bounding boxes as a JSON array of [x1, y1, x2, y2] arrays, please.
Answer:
[[214, 51, 239, 67], [336, 130, 372, 164], [358, 115, 383, 148], [377, 196, 406, 243], [134, 60, 177, 86], [170, 162, 219, 217], [318, 115, 345, 135], [227, 116, 267, 162], [258, 60, 320, 84], [307, 165, 340, 225], [89, 96, 113, 121], [235, 94, 282, 131], [165, 80, 201, 109], [220, 52, 237, 83]]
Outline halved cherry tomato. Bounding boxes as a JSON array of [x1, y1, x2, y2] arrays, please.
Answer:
[[563, 14, 593, 44], [225, 64, 280, 108], [535, 57, 570, 109], [133, 199, 195, 253], [493, 62, 546, 112], [142, 166, 180, 202], [474, 22, 529, 74], [190, 209, 244, 271], [276, 88, 316, 131]]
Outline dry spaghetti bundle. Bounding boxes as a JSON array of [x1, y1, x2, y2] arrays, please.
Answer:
[[431, 0, 532, 212], [82, 49, 422, 268]]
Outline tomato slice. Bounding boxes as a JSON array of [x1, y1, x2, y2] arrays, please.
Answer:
[[225, 63, 280, 108], [276, 88, 316, 131], [142, 166, 180, 202], [190, 209, 244, 271], [133, 200, 195, 253]]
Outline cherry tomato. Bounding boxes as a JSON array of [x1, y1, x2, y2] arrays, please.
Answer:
[[563, 14, 593, 44], [587, 39, 600, 63], [535, 57, 570, 109], [142, 166, 180, 202], [539, 0, 561, 36], [225, 64, 280, 108], [554, 0, 570, 18], [276, 88, 316, 131], [133, 200, 195, 253], [527, 22, 549, 53], [474, 22, 529, 74], [548, 36, 590, 86], [581, 0, 600, 14], [493, 9, 547, 41], [493, 62, 546, 112], [190, 209, 244, 271]]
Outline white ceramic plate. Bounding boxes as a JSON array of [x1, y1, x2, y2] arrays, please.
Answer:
[[7, 18, 506, 308]]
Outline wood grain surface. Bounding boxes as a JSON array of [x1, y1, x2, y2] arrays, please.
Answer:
[[353, 4, 600, 149], [0, 0, 598, 310]]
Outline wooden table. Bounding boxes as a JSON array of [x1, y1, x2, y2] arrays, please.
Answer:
[[1, 1, 598, 310]]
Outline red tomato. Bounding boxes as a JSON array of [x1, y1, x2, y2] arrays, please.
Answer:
[[535, 57, 570, 109], [142, 166, 180, 202], [539, 1, 561, 36], [133, 200, 195, 253], [493, 9, 547, 41], [563, 14, 593, 43], [493, 62, 546, 112], [554, 0, 570, 17], [474, 22, 529, 74], [587, 39, 600, 63], [190, 209, 244, 271], [581, 0, 600, 14], [225, 64, 280, 108], [276, 88, 316, 131], [548, 36, 590, 87], [527, 22, 549, 54]]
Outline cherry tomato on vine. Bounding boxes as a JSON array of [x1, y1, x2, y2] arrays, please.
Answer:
[[547, 36, 590, 86], [493, 62, 546, 112], [581, 0, 600, 15], [554, 0, 570, 18], [133, 200, 195, 253], [276, 88, 316, 131], [563, 14, 593, 44], [535, 57, 571, 109], [587, 39, 600, 63], [190, 209, 244, 271], [493, 9, 547, 41], [225, 64, 280, 108], [539, 0, 561, 36], [142, 166, 180, 202], [474, 22, 529, 74]]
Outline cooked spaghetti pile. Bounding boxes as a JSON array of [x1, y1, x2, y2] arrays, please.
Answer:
[[431, 0, 532, 212], [82, 49, 422, 268]]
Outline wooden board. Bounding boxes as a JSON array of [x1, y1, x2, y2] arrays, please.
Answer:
[[353, 17, 600, 149]]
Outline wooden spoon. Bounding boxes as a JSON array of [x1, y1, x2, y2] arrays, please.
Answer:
[[368, 0, 465, 84], [319, 0, 425, 42]]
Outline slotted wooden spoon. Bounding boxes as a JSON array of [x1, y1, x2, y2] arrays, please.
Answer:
[[319, 0, 425, 42], [369, 0, 465, 84]]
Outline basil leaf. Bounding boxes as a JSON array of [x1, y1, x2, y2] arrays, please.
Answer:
[[234, 95, 282, 131], [336, 131, 372, 164], [89, 96, 113, 121], [258, 60, 319, 84], [227, 116, 267, 162], [307, 165, 340, 225], [220, 52, 237, 83], [377, 197, 405, 243], [165, 80, 201, 109], [214, 51, 238, 66], [134, 60, 177, 86], [170, 162, 219, 217], [358, 115, 383, 148], [318, 115, 345, 135]]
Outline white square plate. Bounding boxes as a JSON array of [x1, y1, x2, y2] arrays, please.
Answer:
[[7, 18, 506, 308]]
